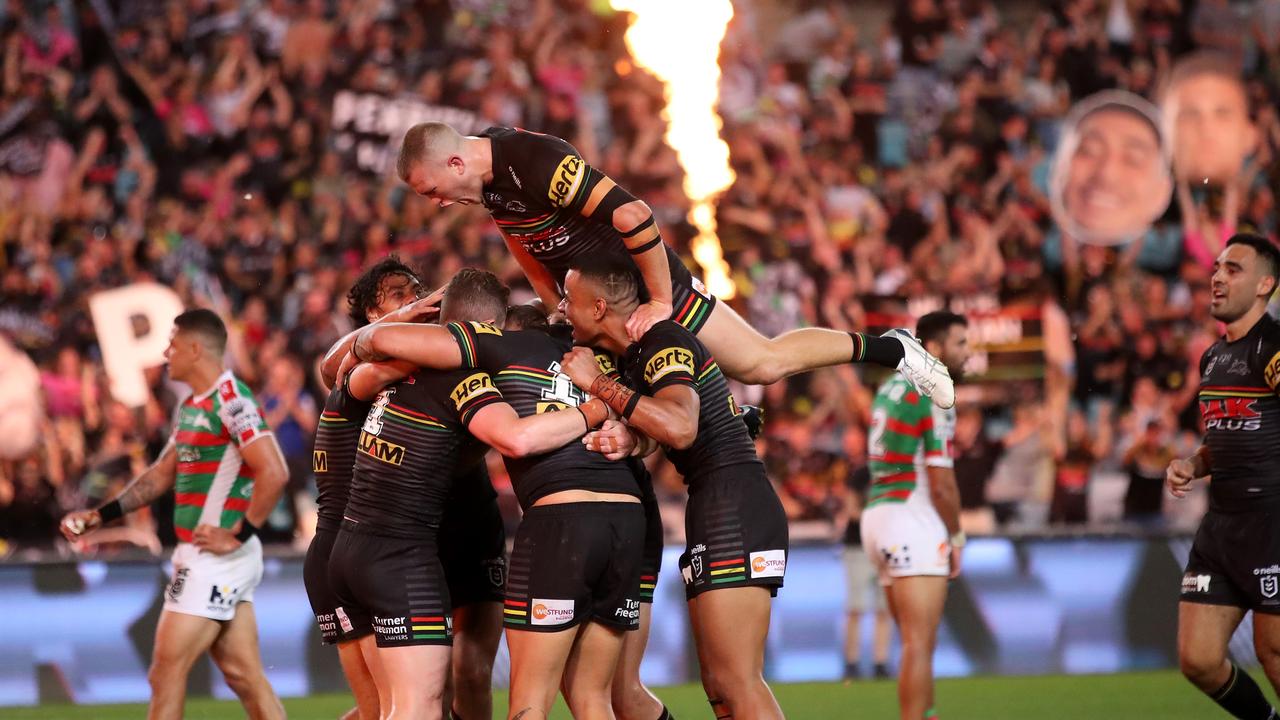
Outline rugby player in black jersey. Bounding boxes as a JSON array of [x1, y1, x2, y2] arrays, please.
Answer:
[[333, 276, 611, 720], [558, 255, 789, 720], [394, 122, 955, 409], [1167, 233, 1280, 720], [314, 258, 521, 720], [352, 270, 646, 720]]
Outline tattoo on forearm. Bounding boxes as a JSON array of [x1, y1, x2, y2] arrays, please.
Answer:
[[118, 471, 164, 513], [589, 375, 638, 418], [511, 709, 539, 720]]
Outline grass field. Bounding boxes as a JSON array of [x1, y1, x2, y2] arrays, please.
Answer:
[[1, 669, 1259, 719]]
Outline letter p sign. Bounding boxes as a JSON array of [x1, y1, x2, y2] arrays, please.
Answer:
[[89, 283, 185, 408]]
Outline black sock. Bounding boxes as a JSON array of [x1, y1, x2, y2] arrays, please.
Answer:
[[1209, 663, 1276, 720], [843, 661, 859, 678], [850, 332, 904, 368], [656, 706, 673, 720]]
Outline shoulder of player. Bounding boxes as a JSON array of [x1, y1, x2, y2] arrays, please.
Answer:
[[214, 373, 261, 411]]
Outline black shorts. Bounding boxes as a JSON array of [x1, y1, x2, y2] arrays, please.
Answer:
[[1182, 509, 1280, 614], [329, 522, 453, 647], [503, 502, 644, 632], [681, 467, 789, 601], [304, 526, 349, 644], [638, 469, 663, 603], [670, 275, 717, 335], [440, 493, 507, 608]]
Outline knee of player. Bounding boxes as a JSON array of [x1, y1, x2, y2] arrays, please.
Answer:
[[216, 659, 258, 691], [1178, 649, 1225, 682], [457, 661, 494, 692]]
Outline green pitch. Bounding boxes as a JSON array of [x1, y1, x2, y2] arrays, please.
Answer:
[[3, 670, 1266, 719]]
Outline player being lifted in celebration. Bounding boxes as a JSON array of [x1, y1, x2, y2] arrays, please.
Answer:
[[61, 310, 289, 720], [1168, 234, 1280, 720], [394, 122, 955, 408], [351, 269, 646, 720], [556, 255, 790, 720], [860, 311, 969, 720]]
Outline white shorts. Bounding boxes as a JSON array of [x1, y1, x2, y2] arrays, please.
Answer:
[[860, 503, 950, 586], [843, 545, 887, 613], [163, 537, 264, 621]]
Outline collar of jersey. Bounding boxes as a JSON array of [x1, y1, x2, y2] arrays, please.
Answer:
[[190, 369, 235, 403]]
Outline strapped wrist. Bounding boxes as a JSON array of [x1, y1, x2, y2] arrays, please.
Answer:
[[235, 520, 258, 543]]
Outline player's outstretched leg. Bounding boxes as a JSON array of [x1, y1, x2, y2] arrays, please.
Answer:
[[561, 621, 628, 719], [887, 577, 946, 720], [208, 603, 286, 720], [612, 603, 668, 720], [1180, 602, 1277, 719], [450, 602, 503, 719], [689, 586, 783, 720], [695, 302, 954, 407], [147, 610, 223, 720]]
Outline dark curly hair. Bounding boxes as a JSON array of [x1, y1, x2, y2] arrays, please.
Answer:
[[346, 255, 421, 328]]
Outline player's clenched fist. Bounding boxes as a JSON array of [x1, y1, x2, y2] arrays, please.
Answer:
[[1166, 457, 1198, 498], [60, 510, 102, 541], [560, 346, 603, 389]]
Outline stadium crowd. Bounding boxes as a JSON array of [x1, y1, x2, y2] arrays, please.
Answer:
[[3, 0, 1280, 554]]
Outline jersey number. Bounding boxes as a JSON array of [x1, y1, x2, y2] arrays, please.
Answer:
[[868, 407, 888, 458], [363, 389, 395, 436], [540, 362, 585, 410]]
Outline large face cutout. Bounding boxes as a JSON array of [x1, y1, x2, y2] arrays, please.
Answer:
[[1161, 69, 1256, 184], [1050, 91, 1173, 246]]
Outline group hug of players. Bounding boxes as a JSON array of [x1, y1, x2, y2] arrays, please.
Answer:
[[56, 120, 1280, 720]]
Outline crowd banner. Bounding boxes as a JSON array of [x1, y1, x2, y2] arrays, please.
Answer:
[[330, 91, 485, 175]]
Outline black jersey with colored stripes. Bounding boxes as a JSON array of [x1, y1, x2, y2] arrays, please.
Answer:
[[622, 320, 762, 483], [343, 368, 504, 538], [446, 320, 640, 509], [312, 384, 370, 532], [1198, 313, 1280, 513], [479, 126, 698, 301]]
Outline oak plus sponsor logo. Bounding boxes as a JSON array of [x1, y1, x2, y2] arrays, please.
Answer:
[[1200, 397, 1261, 432], [530, 598, 575, 626], [749, 550, 786, 579]]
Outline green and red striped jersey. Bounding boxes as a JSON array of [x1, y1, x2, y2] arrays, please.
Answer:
[[169, 371, 272, 543], [866, 373, 955, 509]]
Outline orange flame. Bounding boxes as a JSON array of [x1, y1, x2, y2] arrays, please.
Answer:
[[611, 0, 737, 299]]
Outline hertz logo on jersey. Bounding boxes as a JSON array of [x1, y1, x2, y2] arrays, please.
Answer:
[[645, 347, 695, 384], [1266, 350, 1280, 390], [470, 322, 503, 336], [313, 450, 328, 473], [452, 373, 500, 410], [548, 155, 584, 207], [594, 352, 616, 376], [359, 431, 406, 465]]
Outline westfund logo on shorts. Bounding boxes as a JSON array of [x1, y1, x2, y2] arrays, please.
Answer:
[[750, 550, 786, 579], [530, 598, 575, 626]]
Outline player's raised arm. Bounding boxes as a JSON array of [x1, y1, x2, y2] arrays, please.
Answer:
[[574, 172, 672, 339], [60, 442, 179, 541], [321, 290, 442, 389], [344, 359, 416, 401], [353, 322, 464, 368]]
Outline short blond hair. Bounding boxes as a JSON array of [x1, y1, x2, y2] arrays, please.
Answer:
[[397, 122, 464, 181]]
